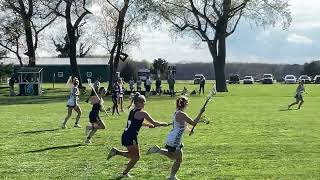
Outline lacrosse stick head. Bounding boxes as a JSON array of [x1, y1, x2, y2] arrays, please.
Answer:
[[206, 85, 217, 101]]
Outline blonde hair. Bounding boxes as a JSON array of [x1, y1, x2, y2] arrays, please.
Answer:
[[176, 96, 188, 110], [133, 92, 146, 104]]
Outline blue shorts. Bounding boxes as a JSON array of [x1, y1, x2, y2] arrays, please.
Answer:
[[121, 132, 138, 146]]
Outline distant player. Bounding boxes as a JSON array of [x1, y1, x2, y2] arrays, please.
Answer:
[[288, 80, 307, 110], [118, 79, 125, 112], [86, 79, 100, 103], [62, 77, 82, 128], [107, 92, 169, 178], [112, 80, 120, 115], [129, 78, 135, 93], [137, 78, 142, 92], [146, 96, 205, 180], [84, 87, 107, 144]]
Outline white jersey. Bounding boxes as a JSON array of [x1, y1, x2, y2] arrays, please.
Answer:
[[67, 86, 79, 106], [166, 111, 187, 147]]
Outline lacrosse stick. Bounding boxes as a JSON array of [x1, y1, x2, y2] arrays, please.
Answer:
[[87, 79, 109, 116], [189, 86, 216, 136]]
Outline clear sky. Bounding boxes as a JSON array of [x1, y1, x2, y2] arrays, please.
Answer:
[[37, 0, 319, 65]]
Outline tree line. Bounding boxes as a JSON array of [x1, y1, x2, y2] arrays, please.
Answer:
[[118, 59, 320, 81], [0, 0, 292, 91]]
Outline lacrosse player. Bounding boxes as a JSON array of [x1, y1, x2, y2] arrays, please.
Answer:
[[146, 96, 205, 180], [84, 87, 107, 144], [288, 80, 307, 110], [106, 92, 169, 178], [62, 77, 82, 129]]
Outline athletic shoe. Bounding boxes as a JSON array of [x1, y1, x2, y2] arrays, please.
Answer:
[[107, 147, 117, 160], [84, 138, 91, 144], [167, 175, 180, 180], [74, 124, 82, 128], [117, 173, 132, 179], [146, 145, 160, 155], [61, 123, 67, 129]]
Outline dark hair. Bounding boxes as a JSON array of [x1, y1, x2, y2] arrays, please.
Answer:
[[133, 92, 146, 104], [176, 96, 188, 109], [72, 77, 79, 85], [98, 87, 106, 94]]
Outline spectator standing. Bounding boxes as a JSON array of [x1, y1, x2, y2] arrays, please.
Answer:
[[9, 75, 15, 96], [199, 76, 205, 95], [145, 76, 152, 95], [168, 77, 175, 97], [155, 78, 161, 95], [137, 78, 142, 92], [129, 78, 135, 93]]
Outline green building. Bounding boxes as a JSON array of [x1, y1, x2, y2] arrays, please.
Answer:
[[11, 58, 110, 83], [39, 58, 110, 83]]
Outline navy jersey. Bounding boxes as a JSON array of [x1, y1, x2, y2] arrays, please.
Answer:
[[89, 103, 101, 117], [123, 109, 143, 136]]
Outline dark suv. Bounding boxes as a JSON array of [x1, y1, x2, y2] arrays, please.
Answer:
[[229, 74, 240, 84]]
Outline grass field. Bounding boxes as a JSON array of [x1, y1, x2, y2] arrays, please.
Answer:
[[0, 82, 319, 179]]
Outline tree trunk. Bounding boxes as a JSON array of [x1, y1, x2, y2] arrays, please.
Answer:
[[23, 18, 36, 66], [66, 2, 82, 88], [108, 42, 117, 91], [208, 37, 228, 92], [67, 31, 83, 87]]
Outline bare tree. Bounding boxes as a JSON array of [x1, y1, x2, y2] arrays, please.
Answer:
[[53, 0, 93, 87], [0, 16, 24, 66], [149, 0, 291, 92], [97, 0, 143, 89], [52, 34, 92, 58], [0, 0, 60, 66]]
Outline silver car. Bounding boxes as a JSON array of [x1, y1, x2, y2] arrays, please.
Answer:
[[243, 76, 254, 84]]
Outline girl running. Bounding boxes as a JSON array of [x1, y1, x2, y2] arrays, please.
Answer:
[[146, 96, 205, 180], [62, 77, 82, 128], [107, 92, 169, 178], [288, 80, 307, 110], [84, 87, 107, 144]]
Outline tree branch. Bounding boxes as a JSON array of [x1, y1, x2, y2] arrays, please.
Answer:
[[226, 10, 242, 37]]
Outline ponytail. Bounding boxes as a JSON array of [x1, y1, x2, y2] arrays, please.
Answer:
[[176, 96, 188, 109]]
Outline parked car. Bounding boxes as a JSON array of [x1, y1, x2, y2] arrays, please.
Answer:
[[298, 75, 311, 83], [313, 75, 320, 84], [243, 76, 254, 84], [261, 74, 274, 84], [229, 74, 240, 84], [193, 74, 205, 84], [284, 75, 297, 84]]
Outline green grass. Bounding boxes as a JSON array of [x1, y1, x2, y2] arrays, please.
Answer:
[[0, 82, 319, 179]]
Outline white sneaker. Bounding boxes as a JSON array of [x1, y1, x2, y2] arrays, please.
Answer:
[[84, 138, 91, 144], [74, 124, 82, 128], [61, 123, 67, 129], [146, 145, 160, 155], [107, 147, 117, 160], [118, 173, 132, 179]]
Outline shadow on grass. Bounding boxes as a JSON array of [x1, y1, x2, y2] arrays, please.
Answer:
[[21, 128, 61, 134], [279, 108, 299, 111], [0, 94, 68, 106], [28, 143, 82, 153]]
